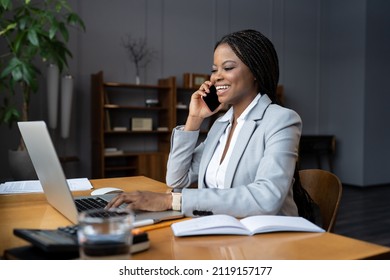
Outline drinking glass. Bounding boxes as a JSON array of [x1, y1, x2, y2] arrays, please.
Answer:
[[77, 208, 134, 260]]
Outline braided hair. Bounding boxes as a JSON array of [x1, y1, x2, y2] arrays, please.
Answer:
[[214, 29, 279, 103]]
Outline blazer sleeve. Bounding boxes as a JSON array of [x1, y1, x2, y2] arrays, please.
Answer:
[[165, 126, 203, 188]]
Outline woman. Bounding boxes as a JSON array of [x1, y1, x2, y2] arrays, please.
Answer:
[[107, 29, 302, 218]]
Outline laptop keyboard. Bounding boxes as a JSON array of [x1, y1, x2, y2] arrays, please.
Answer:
[[74, 197, 108, 212], [74, 197, 129, 218]]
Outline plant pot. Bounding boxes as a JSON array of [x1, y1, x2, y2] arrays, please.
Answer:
[[8, 149, 38, 180]]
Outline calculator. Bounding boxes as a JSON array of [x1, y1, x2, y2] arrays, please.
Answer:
[[13, 226, 149, 254]]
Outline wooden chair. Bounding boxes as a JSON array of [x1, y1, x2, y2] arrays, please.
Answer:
[[299, 169, 342, 232]]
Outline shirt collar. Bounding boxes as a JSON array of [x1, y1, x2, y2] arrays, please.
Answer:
[[218, 93, 261, 123]]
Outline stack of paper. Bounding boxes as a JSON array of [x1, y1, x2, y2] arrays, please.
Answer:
[[0, 178, 93, 194]]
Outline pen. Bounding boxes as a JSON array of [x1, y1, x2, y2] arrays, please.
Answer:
[[133, 219, 155, 228]]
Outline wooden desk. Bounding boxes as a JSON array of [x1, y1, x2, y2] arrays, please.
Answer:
[[1, 176, 390, 260]]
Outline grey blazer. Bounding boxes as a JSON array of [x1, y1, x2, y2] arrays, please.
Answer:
[[166, 94, 302, 218]]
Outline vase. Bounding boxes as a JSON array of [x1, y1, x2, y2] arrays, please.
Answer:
[[47, 64, 60, 129], [8, 149, 38, 180], [135, 75, 140, 85], [61, 75, 74, 138]]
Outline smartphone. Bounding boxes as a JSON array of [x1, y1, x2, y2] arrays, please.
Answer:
[[202, 85, 220, 112]]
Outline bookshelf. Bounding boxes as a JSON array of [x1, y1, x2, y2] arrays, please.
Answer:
[[91, 71, 175, 181]]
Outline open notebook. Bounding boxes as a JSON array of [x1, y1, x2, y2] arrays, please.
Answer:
[[17, 121, 183, 227]]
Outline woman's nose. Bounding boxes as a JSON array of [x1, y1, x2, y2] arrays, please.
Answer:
[[211, 71, 223, 83]]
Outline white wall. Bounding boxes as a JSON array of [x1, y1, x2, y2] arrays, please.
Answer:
[[1, 0, 390, 186]]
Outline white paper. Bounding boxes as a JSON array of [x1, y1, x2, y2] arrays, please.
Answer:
[[0, 178, 93, 194]]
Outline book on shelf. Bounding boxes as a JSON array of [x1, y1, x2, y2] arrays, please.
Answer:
[[104, 111, 111, 131], [176, 103, 188, 109], [104, 147, 124, 155], [171, 214, 324, 237], [112, 126, 128, 132], [105, 104, 120, 108], [157, 126, 169, 131]]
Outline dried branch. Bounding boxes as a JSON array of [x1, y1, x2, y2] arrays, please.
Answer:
[[121, 35, 156, 76]]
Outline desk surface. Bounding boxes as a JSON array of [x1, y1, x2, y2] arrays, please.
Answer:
[[1, 176, 389, 260]]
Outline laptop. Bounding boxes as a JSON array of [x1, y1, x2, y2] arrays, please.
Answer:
[[17, 121, 183, 227]]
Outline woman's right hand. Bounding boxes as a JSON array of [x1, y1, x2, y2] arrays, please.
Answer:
[[105, 191, 172, 212], [184, 81, 223, 131]]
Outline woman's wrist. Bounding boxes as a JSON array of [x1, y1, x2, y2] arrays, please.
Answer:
[[165, 192, 173, 210], [184, 115, 203, 131]]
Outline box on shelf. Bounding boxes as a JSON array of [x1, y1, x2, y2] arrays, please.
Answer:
[[183, 73, 210, 88], [131, 118, 153, 131]]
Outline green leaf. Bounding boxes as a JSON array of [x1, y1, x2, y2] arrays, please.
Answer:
[[18, 17, 28, 31], [49, 23, 58, 39], [0, 98, 20, 128], [0, 22, 17, 36], [67, 13, 86, 31], [0, 0, 11, 10], [12, 30, 27, 54], [1, 57, 21, 79], [11, 67, 23, 81], [27, 28, 39, 46], [55, 2, 62, 13], [4, 107, 21, 127], [58, 0, 71, 12], [58, 21, 69, 41], [20, 61, 37, 88]]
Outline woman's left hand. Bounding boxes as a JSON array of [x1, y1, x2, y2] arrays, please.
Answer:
[[105, 191, 172, 211]]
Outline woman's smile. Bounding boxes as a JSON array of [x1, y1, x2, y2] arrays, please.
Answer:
[[215, 84, 230, 96]]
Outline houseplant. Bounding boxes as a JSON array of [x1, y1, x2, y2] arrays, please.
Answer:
[[0, 0, 85, 179]]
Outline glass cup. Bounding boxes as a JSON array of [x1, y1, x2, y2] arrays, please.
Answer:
[[77, 208, 134, 260]]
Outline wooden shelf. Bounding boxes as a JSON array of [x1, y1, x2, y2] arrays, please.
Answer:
[[91, 71, 175, 181], [105, 166, 137, 171], [104, 130, 171, 135], [104, 81, 171, 90], [104, 104, 165, 110]]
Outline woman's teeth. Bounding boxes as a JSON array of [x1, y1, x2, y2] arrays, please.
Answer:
[[216, 85, 229, 91]]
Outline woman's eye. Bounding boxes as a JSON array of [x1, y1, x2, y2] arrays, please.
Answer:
[[211, 66, 234, 73]]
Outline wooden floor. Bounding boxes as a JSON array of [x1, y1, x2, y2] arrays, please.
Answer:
[[333, 184, 390, 247]]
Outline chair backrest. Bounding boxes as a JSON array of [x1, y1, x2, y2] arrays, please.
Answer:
[[298, 169, 342, 232]]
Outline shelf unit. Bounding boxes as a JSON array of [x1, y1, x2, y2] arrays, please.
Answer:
[[91, 71, 175, 181]]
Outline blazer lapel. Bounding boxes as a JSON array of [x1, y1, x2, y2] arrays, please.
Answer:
[[224, 94, 272, 187], [224, 120, 256, 187]]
